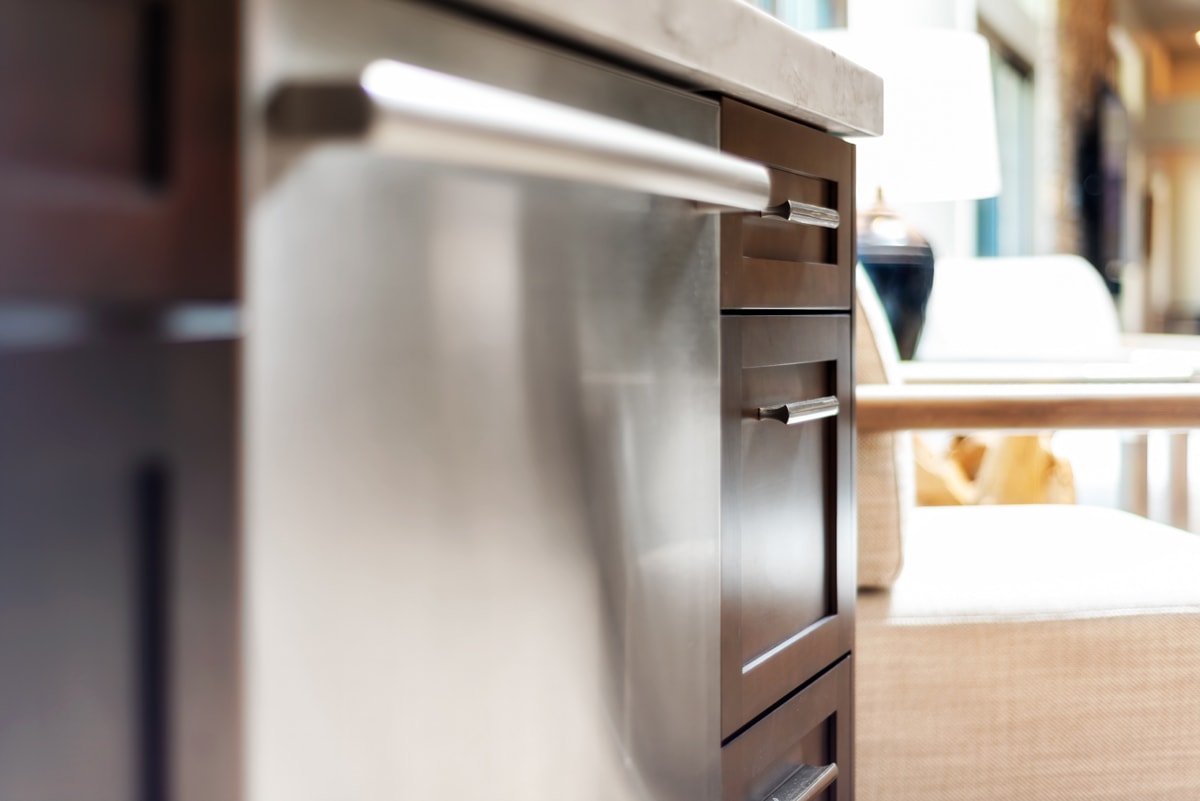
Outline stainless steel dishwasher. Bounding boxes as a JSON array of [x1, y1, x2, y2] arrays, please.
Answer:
[[243, 2, 821, 798]]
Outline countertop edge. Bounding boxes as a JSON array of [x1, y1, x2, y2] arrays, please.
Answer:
[[449, 0, 884, 136]]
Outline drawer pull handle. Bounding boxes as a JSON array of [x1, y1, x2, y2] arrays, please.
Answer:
[[757, 396, 839, 425], [767, 763, 839, 801], [761, 200, 841, 229]]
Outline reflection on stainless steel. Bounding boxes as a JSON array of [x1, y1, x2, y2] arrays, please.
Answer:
[[761, 200, 841, 229], [245, 3, 721, 799], [757, 396, 841, 426]]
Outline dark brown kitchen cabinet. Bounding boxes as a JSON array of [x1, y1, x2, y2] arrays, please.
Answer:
[[0, 0, 237, 301], [0, 340, 239, 801], [722, 658, 852, 801], [720, 99, 855, 312], [720, 314, 854, 738], [720, 100, 855, 801], [0, 4, 241, 799]]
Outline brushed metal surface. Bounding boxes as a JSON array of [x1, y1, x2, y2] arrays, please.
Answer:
[[245, 4, 721, 799]]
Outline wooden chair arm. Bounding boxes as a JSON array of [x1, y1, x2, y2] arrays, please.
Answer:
[[856, 383, 1200, 432], [1121, 332, 1200, 353], [897, 361, 1199, 384]]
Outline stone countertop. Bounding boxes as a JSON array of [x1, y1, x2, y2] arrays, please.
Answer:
[[454, 0, 883, 136]]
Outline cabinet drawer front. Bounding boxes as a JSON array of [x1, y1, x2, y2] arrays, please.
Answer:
[[722, 657, 852, 801], [0, 0, 237, 300], [720, 99, 854, 311], [721, 315, 854, 737]]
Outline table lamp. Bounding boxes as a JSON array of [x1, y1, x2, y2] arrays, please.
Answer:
[[809, 29, 1002, 358]]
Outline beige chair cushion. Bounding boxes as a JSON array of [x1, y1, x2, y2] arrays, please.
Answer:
[[915, 254, 1122, 362], [858, 504, 1200, 801], [855, 269, 909, 589]]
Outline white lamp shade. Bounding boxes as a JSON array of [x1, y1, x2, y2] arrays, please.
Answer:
[[809, 29, 1002, 203]]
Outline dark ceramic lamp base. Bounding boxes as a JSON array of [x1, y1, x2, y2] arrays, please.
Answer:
[[858, 202, 936, 360]]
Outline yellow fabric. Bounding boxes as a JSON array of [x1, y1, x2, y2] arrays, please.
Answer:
[[914, 436, 975, 505], [916, 434, 1076, 506]]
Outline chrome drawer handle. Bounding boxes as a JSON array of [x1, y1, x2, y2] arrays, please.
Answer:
[[757, 396, 839, 425], [761, 199, 841, 229], [767, 763, 839, 801]]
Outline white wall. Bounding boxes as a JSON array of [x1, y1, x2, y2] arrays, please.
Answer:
[[1145, 99, 1200, 149], [1164, 152, 1200, 320], [1141, 83, 1200, 323], [1117, 0, 1200, 327], [849, 0, 975, 30], [1148, 167, 1173, 327]]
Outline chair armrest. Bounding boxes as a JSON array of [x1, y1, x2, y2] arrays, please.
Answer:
[[897, 361, 1199, 384], [1120, 334, 1200, 374], [857, 383, 1200, 432], [1121, 332, 1200, 352]]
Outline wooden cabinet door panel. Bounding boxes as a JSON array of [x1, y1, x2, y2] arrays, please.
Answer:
[[0, 0, 237, 301], [721, 314, 854, 738], [720, 98, 854, 311], [722, 656, 852, 801]]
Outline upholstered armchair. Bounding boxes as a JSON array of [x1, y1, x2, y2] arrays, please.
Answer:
[[906, 254, 1200, 519], [853, 269, 1200, 801]]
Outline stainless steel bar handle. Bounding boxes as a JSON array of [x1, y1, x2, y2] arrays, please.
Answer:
[[766, 763, 839, 801], [757, 396, 840, 425], [353, 59, 774, 211], [762, 199, 841, 229]]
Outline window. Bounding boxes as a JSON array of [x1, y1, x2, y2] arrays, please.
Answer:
[[977, 41, 1035, 256], [749, 0, 846, 30]]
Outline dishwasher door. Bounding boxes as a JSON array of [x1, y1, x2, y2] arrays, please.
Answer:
[[245, 3, 733, 799]]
